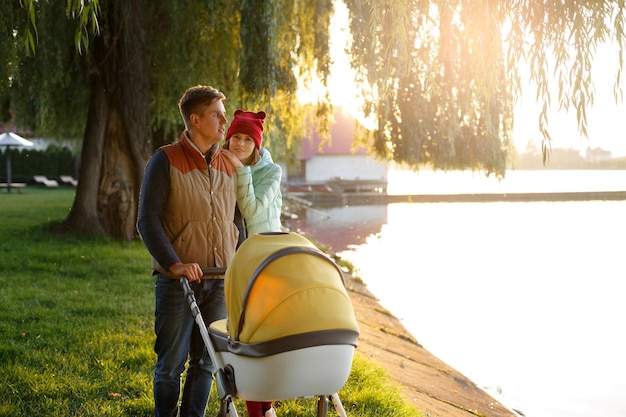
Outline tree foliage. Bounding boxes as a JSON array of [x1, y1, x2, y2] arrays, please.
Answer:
[[344, 0, 626, 176], [2, 0, 625, 239], [504, 1, 626, 164], [1, 0, 333, 240]]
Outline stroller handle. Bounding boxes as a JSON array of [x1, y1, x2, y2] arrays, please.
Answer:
[[202, 267, 227, 276]]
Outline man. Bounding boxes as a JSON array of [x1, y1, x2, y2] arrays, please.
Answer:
[[137, 85, 240, 417]]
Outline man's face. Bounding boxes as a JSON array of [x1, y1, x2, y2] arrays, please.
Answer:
[[192, 100, 228, 146]]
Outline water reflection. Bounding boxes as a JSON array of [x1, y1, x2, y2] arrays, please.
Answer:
[[317, 200, 626, 417], [284, 204, 388, 253]]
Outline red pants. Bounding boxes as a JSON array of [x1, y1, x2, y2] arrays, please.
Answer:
[[245, 401, 272, 417]]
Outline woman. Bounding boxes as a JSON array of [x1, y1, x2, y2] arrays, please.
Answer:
[[214, 109, 282, 417]]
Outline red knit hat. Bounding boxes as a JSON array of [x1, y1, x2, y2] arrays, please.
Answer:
[[225, 110, 266, 149]]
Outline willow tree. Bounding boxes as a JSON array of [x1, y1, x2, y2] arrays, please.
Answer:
[[344, 0, 626, 176], [2, 0, 332, 240], [4, 1, 626, 240]]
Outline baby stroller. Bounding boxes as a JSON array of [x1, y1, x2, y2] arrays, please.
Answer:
[[181, 232, 360, 417]]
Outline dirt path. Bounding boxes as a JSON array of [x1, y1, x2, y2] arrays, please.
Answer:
[[344, 272, 517, 417]]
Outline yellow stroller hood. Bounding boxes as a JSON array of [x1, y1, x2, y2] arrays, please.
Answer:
[[225, 232, 359, 347], [203, 232, 359, 407]]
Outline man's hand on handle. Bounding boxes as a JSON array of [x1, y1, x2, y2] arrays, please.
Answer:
[[168, 262, 203, 283]]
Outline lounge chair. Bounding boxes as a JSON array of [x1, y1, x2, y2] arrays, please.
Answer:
[[33, 175, 59, 188], [60, 175, 78, 186]]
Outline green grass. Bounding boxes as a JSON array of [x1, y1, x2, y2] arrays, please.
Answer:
[[0, 188, 420, 417]]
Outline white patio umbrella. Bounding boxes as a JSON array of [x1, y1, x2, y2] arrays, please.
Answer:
[[0, 132, 34, 193]]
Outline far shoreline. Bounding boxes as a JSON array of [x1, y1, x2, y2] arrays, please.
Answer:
[[286, 189, 626, 207]]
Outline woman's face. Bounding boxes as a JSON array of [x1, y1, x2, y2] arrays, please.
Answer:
[[228, 133, 256, 164]]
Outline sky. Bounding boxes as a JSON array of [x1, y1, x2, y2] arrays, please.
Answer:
[[324, 2, 626, 158]]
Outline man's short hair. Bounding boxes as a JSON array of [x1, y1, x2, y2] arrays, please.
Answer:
[[179, 85, 226, 126]]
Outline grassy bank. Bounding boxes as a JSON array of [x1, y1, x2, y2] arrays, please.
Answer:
[[0, 188, 419, 417]]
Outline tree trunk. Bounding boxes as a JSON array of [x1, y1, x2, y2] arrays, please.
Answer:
[[61, 0, 151, 241], [98, 102, 139, 241], [60, 77, 108, 238]]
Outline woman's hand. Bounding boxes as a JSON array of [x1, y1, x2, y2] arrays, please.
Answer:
[[220, 149, 243, 168], [210, 148, 242, 176]]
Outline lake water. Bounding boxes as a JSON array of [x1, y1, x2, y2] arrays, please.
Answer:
[[286, 170, 626, 417]]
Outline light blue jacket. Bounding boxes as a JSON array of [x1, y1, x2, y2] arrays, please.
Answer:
[[235, 148, 283, 238]]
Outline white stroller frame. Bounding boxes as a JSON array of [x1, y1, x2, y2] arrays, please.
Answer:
[[182, 242, 358, 417]]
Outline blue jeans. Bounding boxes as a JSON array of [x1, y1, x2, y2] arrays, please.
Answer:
[[153, 275, 226, 417]]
